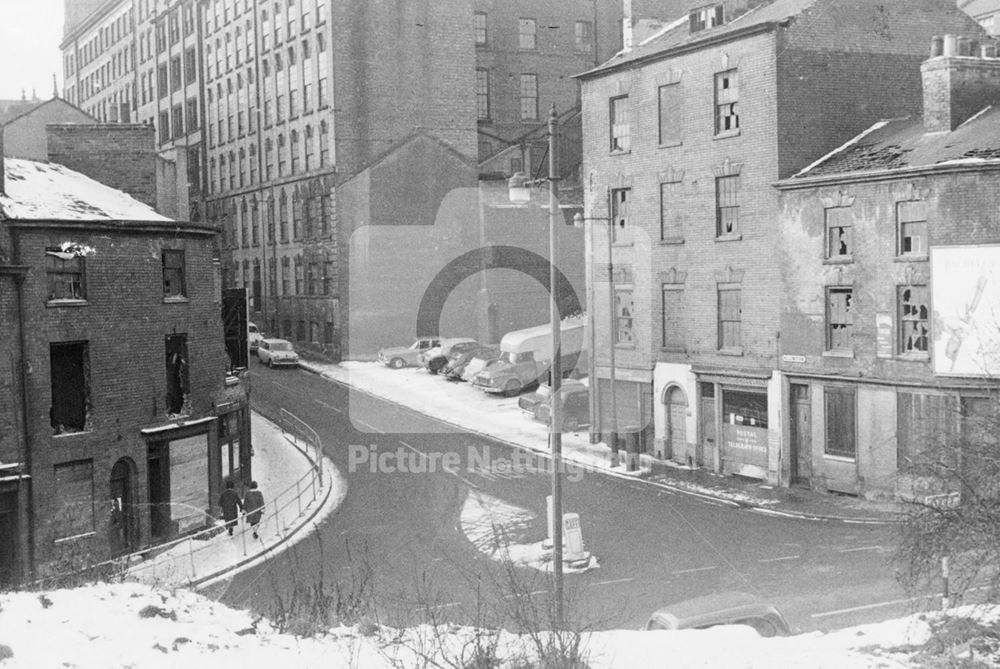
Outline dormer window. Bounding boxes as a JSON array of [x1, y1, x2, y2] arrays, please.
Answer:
[[690, 4, 724, 33]]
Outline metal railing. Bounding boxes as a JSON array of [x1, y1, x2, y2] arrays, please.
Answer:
[[28, 409, 328, 590]]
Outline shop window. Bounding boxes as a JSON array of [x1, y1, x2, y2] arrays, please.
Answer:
[[53, 460, 95, 540], [50, 341, 90, 434], [824, 387, 856, 458]]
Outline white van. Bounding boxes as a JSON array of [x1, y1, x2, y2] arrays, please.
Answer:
[[248, 322, 264, 354], [472, 319, 586, 396]]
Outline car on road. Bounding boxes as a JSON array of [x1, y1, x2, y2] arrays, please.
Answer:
[[257, 338, 300, 368], [419, 338, 479, 374], [378, 337, 441, 369], [248, 321, 264, 354], [534, 383, 590, 433], [644, 592, 791, 637]]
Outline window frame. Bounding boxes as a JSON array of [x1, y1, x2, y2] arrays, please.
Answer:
[[715, 175, 740, 238], [518, 17, 537, 50], [474, 11, 488, 45], [825, 286, 854, 353], [610, 187, 630, 244], [519, 73, 538, 121], [609, 95, 630, 152], [714, 69, 739, 136], [717, 285, 742, 351], [161, 249, 187, 299], [824, 386, 857, 459], [825, 206, 854, 261], [45, 248, 87, 302], [897, 200, 928, 258], [661, 285, 685, 351], [614, 287, 635, 347], [898, 284, 930, 356]]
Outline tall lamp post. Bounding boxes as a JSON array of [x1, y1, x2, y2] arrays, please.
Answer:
[[508, 104, 564, 626]]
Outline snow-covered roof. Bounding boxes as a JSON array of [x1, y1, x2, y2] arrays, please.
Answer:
[[0, 157, 171, 222]]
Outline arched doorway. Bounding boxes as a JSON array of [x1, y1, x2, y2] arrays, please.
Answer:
[[109, 458, 138, 555], [663, 386, 688, 461]]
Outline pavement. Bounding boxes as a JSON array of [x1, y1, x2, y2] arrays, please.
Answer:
[[125, 411, 345, 590], [297, 358, 904, 525]]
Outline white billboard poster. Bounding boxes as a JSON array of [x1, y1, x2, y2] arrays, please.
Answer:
[[931, 245, 1000, 377]]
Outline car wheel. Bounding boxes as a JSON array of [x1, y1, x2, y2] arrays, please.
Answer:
[[267, 358, 273, 368], [562, 415, 579, 433], [503, 379, 522, 397], [389, 357, 406, 369]]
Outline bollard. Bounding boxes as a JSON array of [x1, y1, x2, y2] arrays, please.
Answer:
[[562, 513, 590, 565], [942, 556, 950, 610], [241, 515, 248, 556], [188, 537, 197, 579]]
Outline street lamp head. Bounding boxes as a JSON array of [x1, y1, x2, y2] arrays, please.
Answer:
[[508, 171, 532, 205], [573, 212, 584, 229]]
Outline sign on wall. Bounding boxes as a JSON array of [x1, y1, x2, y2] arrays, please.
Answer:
[[931, 245, 1000, 376]]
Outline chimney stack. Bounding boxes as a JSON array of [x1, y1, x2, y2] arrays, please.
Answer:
[[622, 0, 633, 52], [922, 34, 1000, 133]]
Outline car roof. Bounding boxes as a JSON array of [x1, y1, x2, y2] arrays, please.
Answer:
[[648, 592, 782, 630], [262, 337, 292, 345]]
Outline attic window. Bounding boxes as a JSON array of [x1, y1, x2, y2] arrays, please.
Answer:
[[690, 4, 724, 33]]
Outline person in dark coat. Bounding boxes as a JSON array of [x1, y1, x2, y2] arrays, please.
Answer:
[[243, 481, 265, 539], [218, 480, 243, 535]]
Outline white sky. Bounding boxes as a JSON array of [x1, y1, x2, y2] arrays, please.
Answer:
[[0, 0, 64, 101]]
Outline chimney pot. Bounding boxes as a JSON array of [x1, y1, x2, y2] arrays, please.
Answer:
[[930, 35, 944, 58], [943, 34, 958, 56]]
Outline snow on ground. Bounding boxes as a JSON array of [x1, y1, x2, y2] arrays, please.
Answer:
[[305, 361, 775, 508], [459, 490, 598, 574], [1, 582, 994, 668]]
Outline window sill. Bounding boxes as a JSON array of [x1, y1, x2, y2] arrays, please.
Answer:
[[52, 428, 91, 438], [46, 299, 89, 308], [608, 148, 631, 157], [163, 295, 190, 304], [823, 256, 853, 265], [713, 129, 741, 140], [714, 233, 742, 243], [660, 346, 686, 354], [822, 349, 854, 359], [717, 347, 744, 357], [897, 352, 930, 362], [659, 236, 685, 246], [658, 140, 683, 149], [612, 240, 633, 248], [614, 343, 636, 351], [54, 531, 97, 545], [823, 453, 856, 464], [894, 255, 929, 263]]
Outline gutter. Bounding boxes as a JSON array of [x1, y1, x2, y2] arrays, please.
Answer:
[[574, 21, 777, 81], [775, 161, 1000, 191], [4, 220, 219, 236]]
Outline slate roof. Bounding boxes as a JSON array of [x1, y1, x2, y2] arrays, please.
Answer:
[[0, 158, 172, 222], [791, 105, 1000, 180]]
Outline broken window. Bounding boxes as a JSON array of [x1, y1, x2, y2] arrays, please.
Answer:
[[165, 334, 190, 415], [46, 247, 86, 301], [715, 175, 740, 236], [825, 207, 853, 259], [899, 285, 930, 354], [609, 95, 630, 152], [53, 460, 95, 539], [615, 289, 634, 345], [690, 4, 724, 32], [714, 69, 739, 134], [717, 286, 741, 349], [826, 287, 854, 351], [162, 249, 187, 297], [50, 341, 90, 434], [610, 187, 630, 243], [897, 201, 927, 257]]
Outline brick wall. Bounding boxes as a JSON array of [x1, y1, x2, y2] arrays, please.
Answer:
[[46, 124, 158, 210], [9, 222, 223, 569]]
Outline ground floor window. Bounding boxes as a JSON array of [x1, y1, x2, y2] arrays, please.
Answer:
[[824, 386, 856, 458], [720, 388, 769, 470], [897, 392, 957, 472], [53, 460, 95, 540]]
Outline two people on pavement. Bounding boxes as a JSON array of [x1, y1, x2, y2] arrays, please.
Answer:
[[218, 480, 266, 538]]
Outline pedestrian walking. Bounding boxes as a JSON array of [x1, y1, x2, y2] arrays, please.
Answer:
[[219, 480, 243, 536], [243, 481, 265, 539]]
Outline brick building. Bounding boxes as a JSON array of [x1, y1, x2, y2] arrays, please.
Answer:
[[0, 153, 248, 584], [576, 0, 981, 483], [774, 35, 1000, 499], [960, 0, 1000, 34]]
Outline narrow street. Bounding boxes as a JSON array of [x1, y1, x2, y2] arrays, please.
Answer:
[[218, 364, 921, 633]]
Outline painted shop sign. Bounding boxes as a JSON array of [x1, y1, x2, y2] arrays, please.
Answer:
[[722, 424, 769, 468]]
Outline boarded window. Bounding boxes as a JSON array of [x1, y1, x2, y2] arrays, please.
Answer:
[[824, 387, 856, 458], [50, 341, 89, 433], [53, 460, 95, 539], [46, 248, 86, 300], [718, 287, 741, 349], [899, 285, 930, 354], [715, 175, 739, 236], [658, 83, 683, 145], [518, 17, 536, 49], [615, 289, 634, 345], [825, 207, 853, 258], [897, 201, 927, 256], [898, 392, 957, 472], [661, 286, 684, 350], [826, 287, 853, 351], [714, 69, 739, 133]]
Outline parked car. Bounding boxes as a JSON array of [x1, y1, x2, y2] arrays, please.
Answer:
[[248, 321, 264, 354], [458, 347, 503, 383], [644, 592, 791, 637], [258, 338, 299, 368], [534, 383, 590, 433], [473, 320, 587, 397], [518, 379, 587, 420], [419, 338, 479, 374], [444, 346, 498, 381], [378, 337, 441, 369]]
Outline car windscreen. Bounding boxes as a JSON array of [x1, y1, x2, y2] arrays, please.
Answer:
[[271, 342, 293, 351], [499, 351, 514, 364]]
